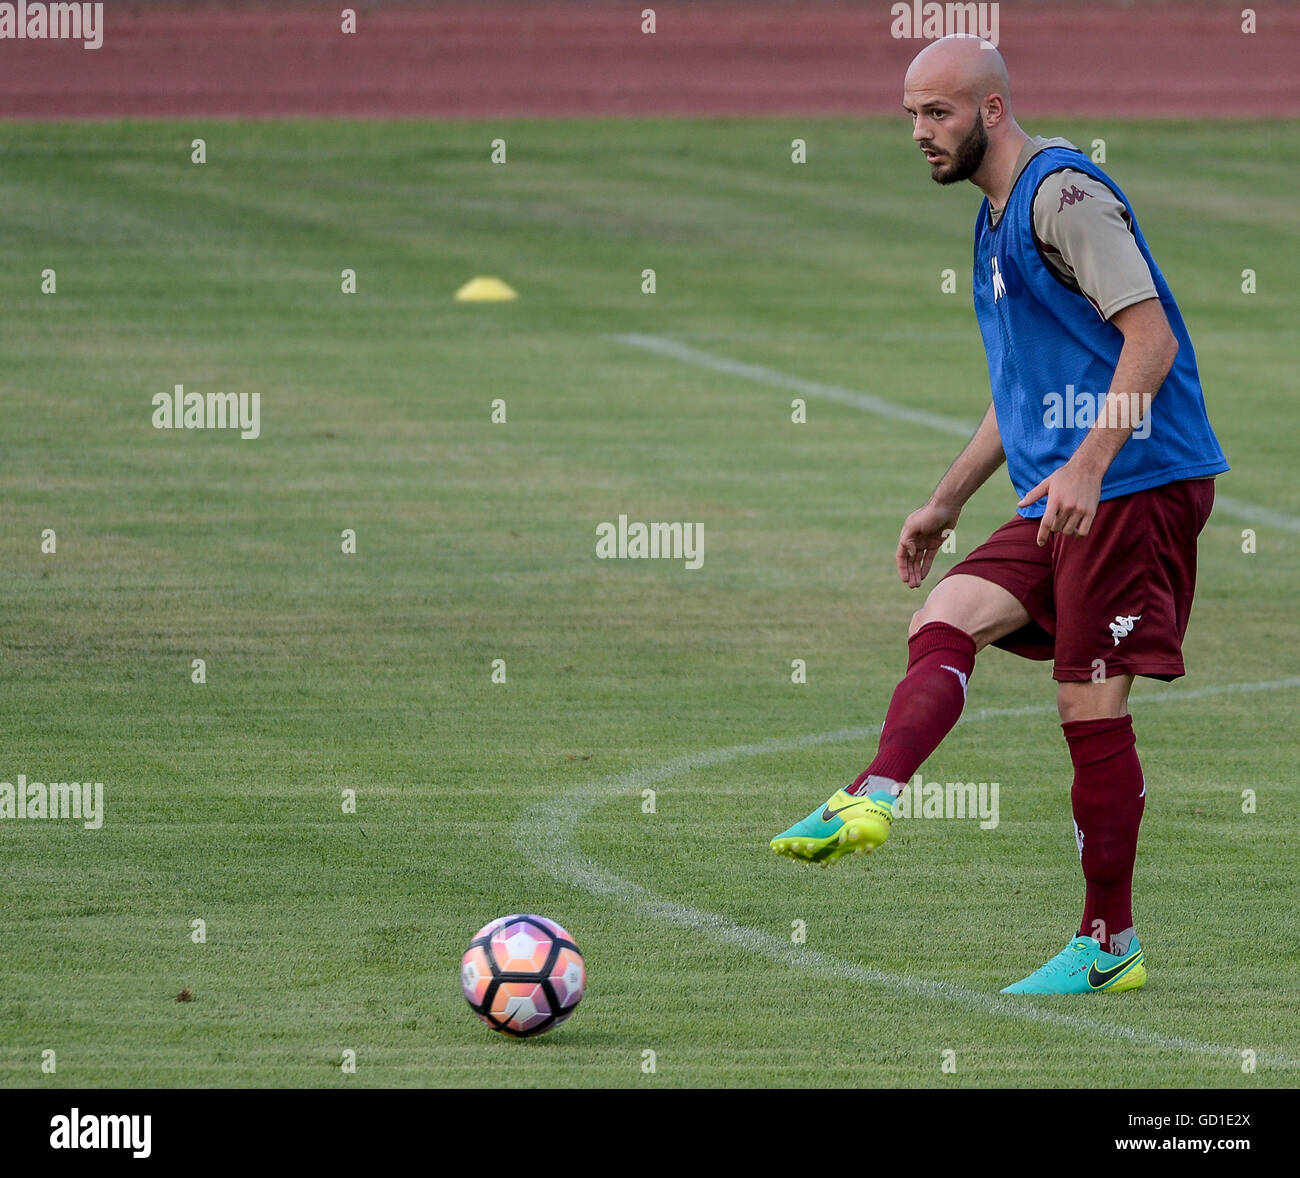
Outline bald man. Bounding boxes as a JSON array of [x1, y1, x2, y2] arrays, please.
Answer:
[[771, 36, 1228, 995]]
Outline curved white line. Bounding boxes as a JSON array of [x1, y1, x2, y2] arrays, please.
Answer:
[[519, 678, 1300, 1072]]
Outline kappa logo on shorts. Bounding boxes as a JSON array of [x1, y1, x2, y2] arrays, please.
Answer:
[[1109, 614, 1141, 645]]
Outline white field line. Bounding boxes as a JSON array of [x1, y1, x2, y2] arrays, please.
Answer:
[[519, 677, 1300, 1072], [609, 333, 1300, 535]]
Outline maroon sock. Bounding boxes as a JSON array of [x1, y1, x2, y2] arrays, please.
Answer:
[[847, 621, 976, 794], [1064, 715, 1145, 951]]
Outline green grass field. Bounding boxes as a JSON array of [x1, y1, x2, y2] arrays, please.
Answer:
[[1, 117, 1297, 1088]]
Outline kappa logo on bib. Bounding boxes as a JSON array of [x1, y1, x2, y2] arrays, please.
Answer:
[[987, 253, 1022, 303], [991, 255, 1007, 302]]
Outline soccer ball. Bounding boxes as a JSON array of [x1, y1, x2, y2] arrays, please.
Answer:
[[461, 914, 585, 1037]]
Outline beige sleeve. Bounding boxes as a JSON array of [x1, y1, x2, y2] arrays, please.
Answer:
[[1031, 168, 1158, 320]]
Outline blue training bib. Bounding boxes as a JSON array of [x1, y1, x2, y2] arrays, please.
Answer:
[[972, 146, 1229, 517]]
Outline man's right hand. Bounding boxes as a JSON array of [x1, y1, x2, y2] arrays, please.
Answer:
[[896, 501, 960, 588]]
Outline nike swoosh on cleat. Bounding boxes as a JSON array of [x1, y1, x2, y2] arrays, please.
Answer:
[[1087, 951, 1142, 989], [821, 802, 858, 820]]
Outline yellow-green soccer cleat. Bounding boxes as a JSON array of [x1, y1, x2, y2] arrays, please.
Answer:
[[769, 787, 894, 866]]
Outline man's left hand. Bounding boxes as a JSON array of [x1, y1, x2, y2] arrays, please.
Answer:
[[1018, 459, 1103, 547]]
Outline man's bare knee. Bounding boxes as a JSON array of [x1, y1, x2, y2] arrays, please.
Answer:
[[908, 575, 1029, 650], [908, 598, 959, 638], [1057, 676, 1134, 723]]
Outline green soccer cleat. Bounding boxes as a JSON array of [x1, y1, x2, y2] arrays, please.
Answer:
[[770, 787, 894, 866], [1000, 935, 1146, 995]]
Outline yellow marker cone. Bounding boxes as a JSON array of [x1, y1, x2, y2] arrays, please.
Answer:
[[455, 276, 517, 302]]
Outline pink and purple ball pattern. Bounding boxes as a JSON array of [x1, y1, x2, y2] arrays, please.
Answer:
[[461, 914, 585, 1037]]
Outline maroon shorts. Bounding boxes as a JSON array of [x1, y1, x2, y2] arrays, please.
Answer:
[[942, 479, 1216, 682]]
